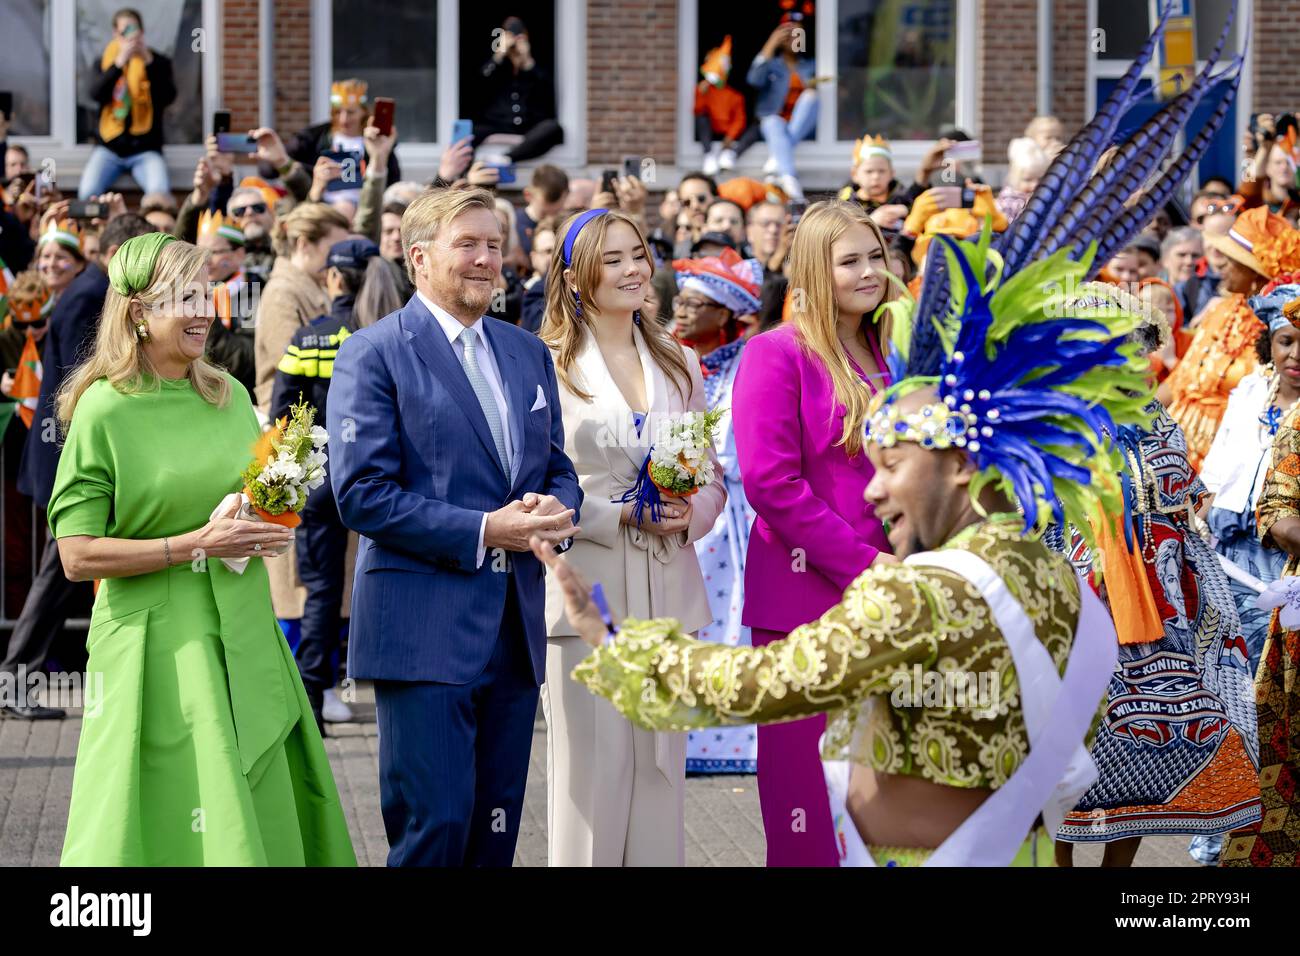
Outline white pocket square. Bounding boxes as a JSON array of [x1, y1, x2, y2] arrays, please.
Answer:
[[530, 385, 547, 412]]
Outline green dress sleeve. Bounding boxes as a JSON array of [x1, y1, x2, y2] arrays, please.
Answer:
[[47, 386, 116, 539], [573, 561, 989, 731]]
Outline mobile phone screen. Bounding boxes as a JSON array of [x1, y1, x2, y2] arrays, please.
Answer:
[[372, 98, 394, 137], [215, 132, 257, 154], [451, 119, 473, 144], [213, 110, 231, 135], [622, 156, 643, 180]]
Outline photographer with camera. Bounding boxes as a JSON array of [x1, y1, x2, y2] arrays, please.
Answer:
[[77, 8, 177, 200], [474, 16, 564, 163], [1240, 113, 1300, 221]]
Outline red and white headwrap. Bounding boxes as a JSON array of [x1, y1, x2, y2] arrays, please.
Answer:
[[672, 247, 762, 315]]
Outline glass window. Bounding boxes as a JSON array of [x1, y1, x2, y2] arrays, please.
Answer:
[[332, 1, 438, 143], [1096, 1, 1240, 62], [458, 1, 556, 139], [1, 0, 52, 136], [75, 0, 204, 145], [837, 0, 957, 140]]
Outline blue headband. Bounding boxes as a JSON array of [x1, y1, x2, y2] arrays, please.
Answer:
[[562, 209, 609, 267]]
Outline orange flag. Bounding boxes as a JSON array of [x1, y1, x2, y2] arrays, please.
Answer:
[[11, 331, 41, 428]]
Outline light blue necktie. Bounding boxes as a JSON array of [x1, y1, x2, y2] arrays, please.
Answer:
[[458, 326, 509, 475]]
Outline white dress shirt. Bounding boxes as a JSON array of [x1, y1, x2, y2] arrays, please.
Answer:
[[417, 291, 515, 567]]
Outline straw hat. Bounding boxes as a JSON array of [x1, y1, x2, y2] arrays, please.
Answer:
[[1203, 206, 1300, 278]]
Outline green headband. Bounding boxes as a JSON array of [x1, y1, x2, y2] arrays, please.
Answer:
[[108, 232, 178, 296]]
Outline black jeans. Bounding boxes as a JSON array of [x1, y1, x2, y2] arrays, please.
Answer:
[[1, 535, 92, 678], [294, 487, 348, 716], [473, 119, 565, 163], [693, 114, 762, 157]]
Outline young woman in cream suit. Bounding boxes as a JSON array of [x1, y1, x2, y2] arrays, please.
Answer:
[[539, 209, 725, 866]]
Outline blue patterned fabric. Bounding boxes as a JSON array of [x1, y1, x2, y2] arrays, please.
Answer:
[[1051, 407, 1262, 843], [687, 339, 757, 774]]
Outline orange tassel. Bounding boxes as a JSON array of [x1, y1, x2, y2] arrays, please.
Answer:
[[1092, 511, 1164, 646]]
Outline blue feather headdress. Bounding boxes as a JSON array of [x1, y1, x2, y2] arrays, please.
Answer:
[[869, 2, 1244, 543], [897, 0, 1244, 384]]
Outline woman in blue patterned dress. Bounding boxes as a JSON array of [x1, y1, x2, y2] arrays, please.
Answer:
[[669, 250, 763, 773]]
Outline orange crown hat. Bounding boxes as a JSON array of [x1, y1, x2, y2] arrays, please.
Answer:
[[198, 209, 246, 247], [853, 134, 892, 166], [330, 79, 368, 110], [1204, 206, 1300, 279], [6, 271, 50, 325], [37, 219, 84, 257], [701, 36, 733, 88], [718, 176, 787, 211], [236, 176, 286, 213]]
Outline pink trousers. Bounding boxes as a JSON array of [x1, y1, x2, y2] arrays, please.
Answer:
[[752, 627, 840, 867]]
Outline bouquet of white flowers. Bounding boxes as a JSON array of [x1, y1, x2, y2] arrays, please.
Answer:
[[211, 399, 328, 574], [241, 398, 329, 522], [617, 408, 724, 527]]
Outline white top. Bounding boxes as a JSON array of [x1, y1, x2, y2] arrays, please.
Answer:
[[417, 291, 515, 567], [1200, 371, 1272, 515]]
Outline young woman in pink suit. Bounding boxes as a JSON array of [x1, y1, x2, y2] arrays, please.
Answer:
[[731, 200, 898, 866]]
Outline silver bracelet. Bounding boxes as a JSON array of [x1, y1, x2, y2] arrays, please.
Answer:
[[163, 536, 171, 567]]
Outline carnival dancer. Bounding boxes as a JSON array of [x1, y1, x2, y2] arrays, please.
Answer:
[[1048, 283, 1261, 867], [532, 221, 1156, 866]]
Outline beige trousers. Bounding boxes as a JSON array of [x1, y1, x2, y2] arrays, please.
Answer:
[[541, 634, 686, 866]]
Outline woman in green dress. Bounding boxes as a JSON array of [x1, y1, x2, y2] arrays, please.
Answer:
[[49, 233, 356, 866]]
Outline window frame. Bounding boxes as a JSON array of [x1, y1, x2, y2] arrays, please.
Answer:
[[675, 0, 977, 181], [12, 0, 219, 186], [311, 0, 588, 182], [1085, 0, 1253, 184]]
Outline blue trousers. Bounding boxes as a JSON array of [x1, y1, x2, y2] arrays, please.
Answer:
[[374, 582, 538, 867], [77, 146, 170, 199]]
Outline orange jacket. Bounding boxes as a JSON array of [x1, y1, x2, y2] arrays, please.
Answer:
[[694, 83, 746, 142]]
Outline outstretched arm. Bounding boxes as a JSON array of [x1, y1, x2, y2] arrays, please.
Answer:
[[530, 537, 979, 731]]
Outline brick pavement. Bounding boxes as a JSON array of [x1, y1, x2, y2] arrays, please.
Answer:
[[0, 680, 1196, 867]]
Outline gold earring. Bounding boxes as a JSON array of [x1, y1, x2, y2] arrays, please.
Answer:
[[136, 320, 150, 341]]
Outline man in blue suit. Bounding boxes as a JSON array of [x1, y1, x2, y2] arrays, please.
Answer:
[[328, 187, 581, 866]]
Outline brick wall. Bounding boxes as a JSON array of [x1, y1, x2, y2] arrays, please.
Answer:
[[1254, 0, 1300, 115], [586, 0, 677, 165], [222, 0, 260, 129], [977, 0, 1041, 161], [1051, 0, 1088, 132], [274, 0, 315, 133]]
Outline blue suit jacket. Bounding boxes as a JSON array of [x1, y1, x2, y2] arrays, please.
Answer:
[[327, 296, 581, 685], [20, 263, 109, 508]]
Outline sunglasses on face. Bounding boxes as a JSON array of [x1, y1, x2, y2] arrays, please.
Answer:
[[230, 203, 268, 217], [1195, 200, 1240, 223]]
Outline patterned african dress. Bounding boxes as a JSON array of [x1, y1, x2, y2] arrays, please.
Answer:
[[687, 339, 758, 773], [575, 517, 1087, 864], [1224, 406, 1300, 866], [1053, 404, 1262, 843], [1165, 294, 1264, 471]]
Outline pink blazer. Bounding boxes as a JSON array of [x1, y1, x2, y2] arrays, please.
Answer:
[[732, 323, 891, 633]]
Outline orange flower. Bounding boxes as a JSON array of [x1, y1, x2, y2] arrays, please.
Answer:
[[1257, 228, 1300, 278]]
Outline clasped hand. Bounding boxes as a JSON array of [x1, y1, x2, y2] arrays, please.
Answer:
[[484, 493, 579, 552]]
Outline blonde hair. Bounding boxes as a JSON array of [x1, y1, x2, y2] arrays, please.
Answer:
[[273, 202, 349, 258], [786, 200, 894, 456], [399, 186, 497, 283], [56, 240, 231, 427], [539, 210, 690, 403]]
